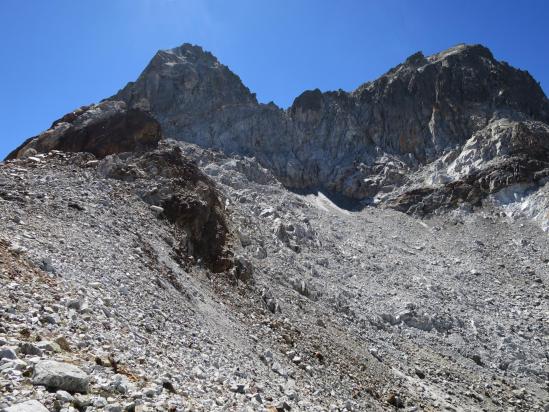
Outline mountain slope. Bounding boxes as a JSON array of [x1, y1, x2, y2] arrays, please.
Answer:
[[2, 43, 549, 411], [115, 43, 549, 198], [1, 141, 548, 411]]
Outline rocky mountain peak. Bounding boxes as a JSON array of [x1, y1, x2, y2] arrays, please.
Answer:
[[8, 42, 549, 214], [111, 43, 258, 138], [355, 43, 548, 121], [3, 40, 549, 412], [146, 43, 224, 74], [428, 43, 494, 62]]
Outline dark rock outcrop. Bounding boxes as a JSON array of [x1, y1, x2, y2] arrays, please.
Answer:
[[99, 145, 234, 272], [6, 101, 161, 160]]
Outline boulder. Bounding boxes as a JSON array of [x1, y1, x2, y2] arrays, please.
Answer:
[[5, 400, 49, 412], [32, 360, 89, 393], [233, 255, 253, 282], [0, 346, 18, 360]]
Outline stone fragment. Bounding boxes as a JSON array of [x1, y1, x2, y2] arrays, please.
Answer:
[[55, 336, 72, 352], [233, 255, 253, 282], [56, 390, 75, 403], [36, 340, 62, 353], [40, 313, 60, 324], [19, 342, 43, 356], [150, 205, 164, 214], [0, 359, 27, 371], [0, 346, 18, 360], [32, 360, 89, 393], [230, 383, 246, 394], [5, 400, 49, 412], [66, 299, 82, 311]]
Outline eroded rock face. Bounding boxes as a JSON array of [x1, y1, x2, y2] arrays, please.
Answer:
[[387, 120, 549, 215], [6, 101, 161, 160], [7, 42, 549, 217], [99, 145, 234, 272], [109, 43, 549, 208]]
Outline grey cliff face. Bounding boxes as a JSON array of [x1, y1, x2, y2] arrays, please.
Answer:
[[8, 42, 549, 215], [107, 43, 549, 206]]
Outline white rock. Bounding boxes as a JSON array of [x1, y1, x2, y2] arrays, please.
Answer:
[[56, 389, 74, 403], [150, 205, 164, 214], [5, 400, 49, 412]]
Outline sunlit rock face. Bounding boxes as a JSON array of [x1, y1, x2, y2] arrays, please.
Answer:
[[3, 42, 549, 411], [110, 43, 549, 207], [9, 43, 549, 216]]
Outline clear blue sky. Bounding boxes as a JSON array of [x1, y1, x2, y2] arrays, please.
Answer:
[[1, 0, 548, 159]]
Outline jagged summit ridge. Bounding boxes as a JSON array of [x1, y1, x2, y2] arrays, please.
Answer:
[[429, 43, 493, 60], [8, 42, 549, 215], [109, 42, 549, 203], [165, 43, 218, 61]]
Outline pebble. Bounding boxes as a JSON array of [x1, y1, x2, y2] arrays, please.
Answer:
[[0, 347, 18, 361]]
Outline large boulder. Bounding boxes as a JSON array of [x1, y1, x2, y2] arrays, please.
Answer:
[[32, 360, 89, 394]]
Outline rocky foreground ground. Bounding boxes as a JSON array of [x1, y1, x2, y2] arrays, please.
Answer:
[[0, 144, 548, 411]]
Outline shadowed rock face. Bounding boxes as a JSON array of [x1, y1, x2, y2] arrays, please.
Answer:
[[109, 43, 549, 207], [6, 101, 161, 160], [99, 145, 234, 273]]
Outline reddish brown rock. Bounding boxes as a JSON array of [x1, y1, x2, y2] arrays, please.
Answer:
[[99, 145, 234, 273], [5, 101, 161, 160]]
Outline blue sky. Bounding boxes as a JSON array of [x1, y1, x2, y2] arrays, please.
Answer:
[[1, 0, 548, 159]]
